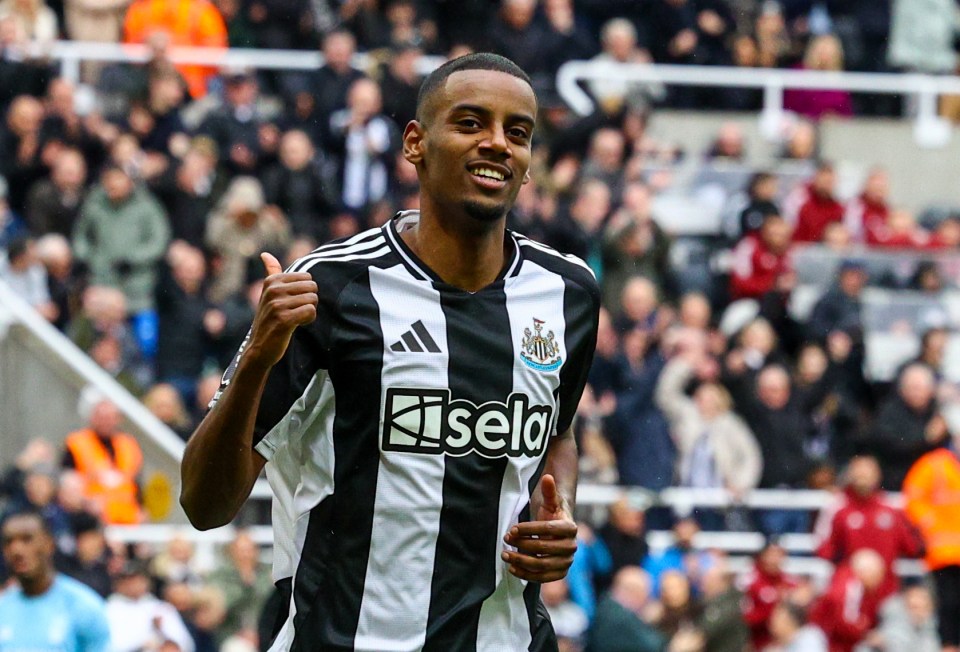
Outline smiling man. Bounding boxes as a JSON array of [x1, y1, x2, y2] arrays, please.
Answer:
[[181, 53, 600, 652]]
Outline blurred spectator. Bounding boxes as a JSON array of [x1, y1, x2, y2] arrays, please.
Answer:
[[581, 128, 625, 196], [207, 531, 273, 643], [204, 176, 289, 304], [814, 455, 922, 600], [152, 138, 222, 249], [697, 564, 749, 652], [647, 0, 734, 68], [129, 68, 188, 154], [888, 0, 958, 75], [73, 164, 170, 315], [567, 523, 613, 620], [652, 569, 701, 639], [655, 341, 762, 527], [643, 518, 714, 595], [244, 0, 313, 51], [586, 567, 666, 652], [0, 235, 58, 320], [68, 285, 138, 366], [720, 33, 763, 111], [199, 68, 268, 175], [92, 331, 145, 396], [39, 78, 109, 172], [869, 363, 946, 490], [546, 179, 610, 273], [379, 41, 423, 130], [0, 95, 45, 214], [706, 122, 745, 161], [150, 533, 203, 588], [598, 497, 648, 578], [261, 129, 337, 241], [743, 539, 799, 650], [303, 30, 365, 134], [25, 146, 87, 238], [869, 208, 930, 249], [809, 548, 887, 652], [588, 18, 663, 112], [928, 214, 960, 249], [0, 174, 28, 248], [155, 243, 218, 402], [780, 119, 818, 162], [0, 437, 55, 504], [1, 461, 70, 542], [767, 602, 828, 652], [0, 0, 57, 42], [57, 511, 111, 597], [903, 429, 960, 651], [542, 579, 589, 649], [143, 382, 193, 440], [729, 212, 793, 300], [122, 0, 227, 99], [0, 512, 111, 651], [106, 559, 196, 652], [62, 398, 144, 524], [843, 168, 889, 244], [601, 182, 671, 305], [783, 35, 853, 121], [64, 0, 129, 44], [328, 77, 399, 217], [735, 171, 780, 239], [877, 583, 940, 652], [785, 162, 844, 243], [807, 259, 866, 341]]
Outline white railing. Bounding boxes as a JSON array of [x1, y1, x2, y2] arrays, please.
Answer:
[[556, 59, 960, 148], [16, 40, 445, 85]]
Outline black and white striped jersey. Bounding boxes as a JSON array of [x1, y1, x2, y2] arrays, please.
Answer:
[[214, 211, 600, 652]]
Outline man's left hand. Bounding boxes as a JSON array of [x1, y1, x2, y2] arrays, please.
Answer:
[[502, 474, 577, 583]]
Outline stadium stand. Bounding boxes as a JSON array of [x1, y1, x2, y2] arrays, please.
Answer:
[[4, 0, 960, 649]]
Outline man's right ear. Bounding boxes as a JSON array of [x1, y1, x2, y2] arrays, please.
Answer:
[[402, 121, 425, 165]]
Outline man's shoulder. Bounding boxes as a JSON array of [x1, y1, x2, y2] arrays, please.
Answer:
[[288, 226, 395, 295], [54, 575, 107, 611], [512, 232, 600, 305]]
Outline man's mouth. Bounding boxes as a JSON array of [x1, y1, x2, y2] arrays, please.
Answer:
[[467, 163, 511, 190], [469, 166, 506, 182]]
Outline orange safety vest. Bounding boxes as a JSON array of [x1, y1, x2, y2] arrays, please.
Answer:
[[66, 429, 143, 525], [122, 0, 228, 98], [903, 448, 960, 570]]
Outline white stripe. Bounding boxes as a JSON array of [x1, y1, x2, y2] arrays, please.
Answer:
[[384, 218, 430, 280], [293, 237, 387, 270], [476, 260, 568, 651], [298, 246, 392, 272], [354, 264, 448, 652], [515, 236, 595, 276]]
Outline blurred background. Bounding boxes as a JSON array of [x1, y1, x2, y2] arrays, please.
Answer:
[[3, 0, 960, 650]]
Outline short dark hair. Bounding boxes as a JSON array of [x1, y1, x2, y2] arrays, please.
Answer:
[[1, 509, 51, 537], [6, 236, 31, 263], [416, 53, 533, 123]]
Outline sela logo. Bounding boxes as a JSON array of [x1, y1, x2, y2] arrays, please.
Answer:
[[382, 388, 554, 458]]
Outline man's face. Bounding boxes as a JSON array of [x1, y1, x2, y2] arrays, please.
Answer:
[[116, 573, 150, 600], [761, 216, 791, 252], [89, 400, 121, 436], [1, 516, 53, 583], [406, 69, 536, 224], [102, 169, 133, 203], [54, 152, 86, 190], [813, 168, 835, 194], [324, 33, 355, 71], [758, 368, 791, 410], [847, 457, 881, 496]]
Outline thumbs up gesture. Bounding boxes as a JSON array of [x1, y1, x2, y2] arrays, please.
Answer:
[[501, 474, 578, 583], [244, 252, 319, 370]]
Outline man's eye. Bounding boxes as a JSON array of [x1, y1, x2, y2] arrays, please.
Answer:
[[459, 119, 481, 129], [510, 129, 530, 140]]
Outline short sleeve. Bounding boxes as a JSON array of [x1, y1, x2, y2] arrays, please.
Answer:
[[555, 279, 601, 435], [75, 593, 111, 652]]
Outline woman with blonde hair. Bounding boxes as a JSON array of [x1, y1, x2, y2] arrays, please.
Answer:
[[784, 34, 853, 121]]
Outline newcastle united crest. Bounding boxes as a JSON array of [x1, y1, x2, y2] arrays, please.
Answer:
[[520, 318, 563, 372]]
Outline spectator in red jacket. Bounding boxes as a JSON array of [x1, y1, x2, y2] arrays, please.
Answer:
[[788, 163, 844, 243], [867, 209, 930, 249], [729, 212, 793, 300], [809, 549, 887, 652], [843, 168, 889, 244], [742, 540, 799, 651], [814, 456, 923, 601]]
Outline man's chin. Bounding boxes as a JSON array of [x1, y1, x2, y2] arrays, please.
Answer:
[[461, 199, 508, 223]]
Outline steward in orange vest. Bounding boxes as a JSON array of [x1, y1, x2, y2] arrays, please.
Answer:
[[64, 402, 144, 524]]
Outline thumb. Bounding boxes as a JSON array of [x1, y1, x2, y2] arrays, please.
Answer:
[[539, 474, 561, 513], [261, 252, 283, 276]]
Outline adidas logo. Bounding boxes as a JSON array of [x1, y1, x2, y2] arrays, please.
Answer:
[[390, 320, 441, 353]]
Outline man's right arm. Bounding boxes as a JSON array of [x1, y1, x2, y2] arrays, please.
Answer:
[[180, 253, 318, 530]]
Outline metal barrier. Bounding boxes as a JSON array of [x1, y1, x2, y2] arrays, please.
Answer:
[[556, 59, 960, 148]]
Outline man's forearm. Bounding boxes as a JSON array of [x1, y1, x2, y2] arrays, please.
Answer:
[[538, 429, 578, 516], [180, 355, 270, 530]]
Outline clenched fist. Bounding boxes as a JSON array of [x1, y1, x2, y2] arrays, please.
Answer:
[[244, 252, 319, 370]]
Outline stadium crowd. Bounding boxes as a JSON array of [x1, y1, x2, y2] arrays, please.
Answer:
[[3, 0, 960, 650]]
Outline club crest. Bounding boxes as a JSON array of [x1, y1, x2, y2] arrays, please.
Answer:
[[520, 318, 562, 372]]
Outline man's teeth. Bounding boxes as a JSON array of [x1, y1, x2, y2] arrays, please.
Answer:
[[472, 168, 505, 181]]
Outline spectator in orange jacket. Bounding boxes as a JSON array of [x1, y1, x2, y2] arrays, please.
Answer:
[[814, 455, 923, 601], [62, 398, 143, 524], [903, 433, 960, 651], [809, 549, 887, 652], [122, 0, 227, 98]]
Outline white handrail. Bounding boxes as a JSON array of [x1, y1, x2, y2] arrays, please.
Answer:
[[556, 59, 959, 147]]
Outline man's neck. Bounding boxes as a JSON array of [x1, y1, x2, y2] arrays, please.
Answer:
[[401, 203, 508, 293], [20, 571, 54, 597]]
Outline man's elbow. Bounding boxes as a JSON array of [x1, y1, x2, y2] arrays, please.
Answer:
[[179, 492, 232, 531]]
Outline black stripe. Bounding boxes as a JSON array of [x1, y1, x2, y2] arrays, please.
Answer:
[[401, 331, 423, 352], [290, 231, 384, 271], [422, 288, 513, 651], [390, 340, 406, 352], [412, 320, 441, 353], [291, 270, 385, 651]]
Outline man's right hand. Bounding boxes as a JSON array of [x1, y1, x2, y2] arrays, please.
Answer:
[[245, 253, 318, 369]]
